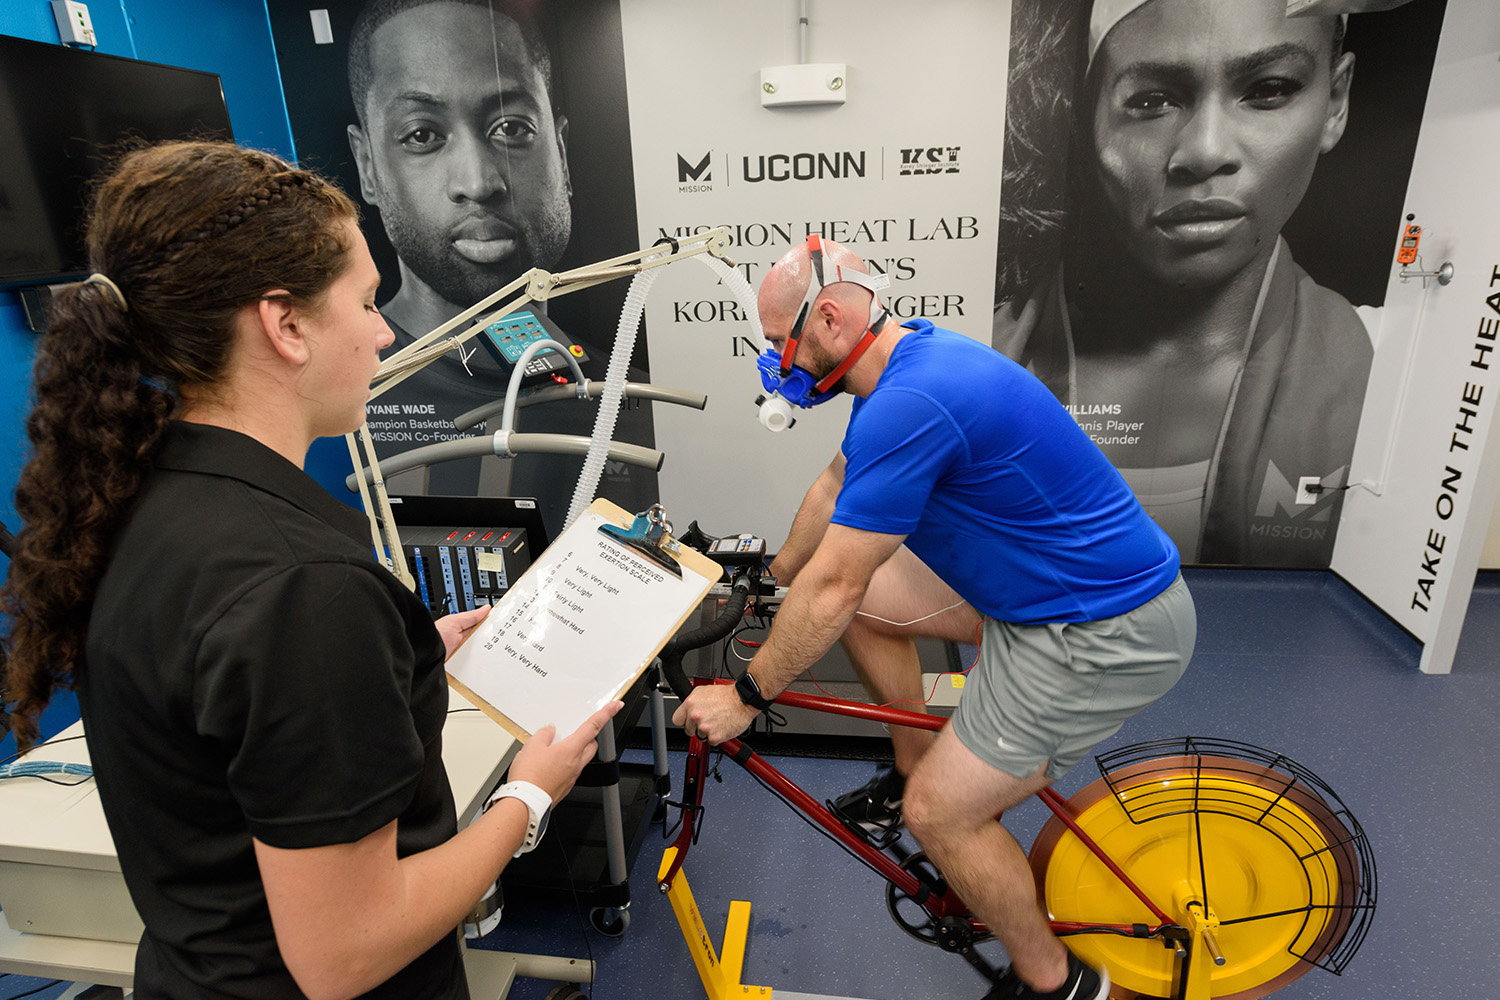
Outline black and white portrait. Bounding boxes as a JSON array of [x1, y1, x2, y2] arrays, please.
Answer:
[[267, 0, 655, 536], [993, 0, 1444, 567]]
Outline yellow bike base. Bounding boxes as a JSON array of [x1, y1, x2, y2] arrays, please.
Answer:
[[659, 847, 772, 1000]]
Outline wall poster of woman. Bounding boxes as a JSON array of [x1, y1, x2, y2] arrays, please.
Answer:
[[993, 0, 1446, 567]]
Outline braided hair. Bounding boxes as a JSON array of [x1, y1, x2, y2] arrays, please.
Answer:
[[0, 140, 358, 749]]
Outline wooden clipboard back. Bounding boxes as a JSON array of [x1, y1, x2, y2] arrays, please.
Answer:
[[447, 673, 532, 743], [445, 498, 720, 741]]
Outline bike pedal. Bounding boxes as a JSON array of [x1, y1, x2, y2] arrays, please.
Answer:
[[827, 798, 903, 850]]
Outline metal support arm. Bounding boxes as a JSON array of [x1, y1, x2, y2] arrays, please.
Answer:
[[347, 228, 734, 586], [454, 382, 707, 432], [345, 432, 664, 493]]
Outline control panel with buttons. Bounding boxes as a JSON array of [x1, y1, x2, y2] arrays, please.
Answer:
[[477, 309, 589, 386]]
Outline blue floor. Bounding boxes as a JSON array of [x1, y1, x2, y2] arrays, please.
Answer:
[[3, 568, 1498, 999], [482, 568, 1500, 1000]]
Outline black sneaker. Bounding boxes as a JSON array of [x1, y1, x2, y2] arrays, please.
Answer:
[[982, 954, 1110, 1000], [828, 767, 905, 845]]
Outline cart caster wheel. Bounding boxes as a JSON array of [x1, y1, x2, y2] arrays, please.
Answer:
[[542, 984, 587, 1000], [589, 906, 630, 936]]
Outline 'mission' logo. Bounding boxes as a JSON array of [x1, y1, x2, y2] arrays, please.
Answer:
[[677, 152, 713, 193], [1248, 460, 1344, 548]]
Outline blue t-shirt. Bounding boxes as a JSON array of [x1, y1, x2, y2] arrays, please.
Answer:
[[833, 320, 1179, 623]]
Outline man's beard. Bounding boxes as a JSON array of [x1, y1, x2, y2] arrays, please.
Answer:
[[379, 205, 571, 311], [800, 336, 852, 396]]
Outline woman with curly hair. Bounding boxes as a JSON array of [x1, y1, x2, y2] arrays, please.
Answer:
[[0, 140, 616, 999]]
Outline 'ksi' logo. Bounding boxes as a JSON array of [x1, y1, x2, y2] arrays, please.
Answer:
[[899, 146, 962, 176]]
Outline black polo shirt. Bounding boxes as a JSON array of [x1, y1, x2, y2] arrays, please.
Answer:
[[80, 421, 465, 999]]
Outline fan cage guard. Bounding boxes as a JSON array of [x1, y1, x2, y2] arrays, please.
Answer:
[[1091, 736, 1377, 977]]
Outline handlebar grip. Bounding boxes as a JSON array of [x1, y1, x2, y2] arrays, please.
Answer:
[[659, 651, 694, 703], [658, 574, 754, 701]]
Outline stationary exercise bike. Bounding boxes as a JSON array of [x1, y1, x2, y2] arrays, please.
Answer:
[[650, 557, 1377, 1000]]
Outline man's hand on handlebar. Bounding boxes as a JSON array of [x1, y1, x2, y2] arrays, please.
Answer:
[[673, 684, 760, 745]]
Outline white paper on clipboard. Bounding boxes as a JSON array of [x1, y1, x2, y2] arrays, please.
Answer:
[[445, 504, 714, 739]]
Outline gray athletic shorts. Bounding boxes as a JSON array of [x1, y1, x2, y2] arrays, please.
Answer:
[[952, 574, 1196, 781]]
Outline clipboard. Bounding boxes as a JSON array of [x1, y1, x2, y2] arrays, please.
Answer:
[[445, 498, 719, 742]]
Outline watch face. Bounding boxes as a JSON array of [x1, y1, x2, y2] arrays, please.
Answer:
[[736, 671, 768, 708]]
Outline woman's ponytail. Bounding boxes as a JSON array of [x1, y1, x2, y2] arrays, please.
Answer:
[[0, 140, 357, 749], [2, 283, 173, 747]]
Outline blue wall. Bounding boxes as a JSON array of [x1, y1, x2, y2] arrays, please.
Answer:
[[0, 0, 297, 752]]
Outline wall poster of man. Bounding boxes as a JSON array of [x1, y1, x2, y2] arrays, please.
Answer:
[[993, 0, 1446, 568], [265, 0, 654, 539]]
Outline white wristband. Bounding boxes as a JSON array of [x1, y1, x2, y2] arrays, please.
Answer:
[[485, 780, 553, 857]]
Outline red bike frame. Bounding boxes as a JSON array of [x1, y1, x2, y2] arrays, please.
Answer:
[[658, 677, 1177, 942]]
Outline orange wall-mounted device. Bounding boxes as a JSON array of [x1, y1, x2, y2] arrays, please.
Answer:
[[1396, 223, 1422, 265]]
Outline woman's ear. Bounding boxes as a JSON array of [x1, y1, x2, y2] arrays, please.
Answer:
[[250, 292, 312, 367], [1320, 51, 1356, 154]]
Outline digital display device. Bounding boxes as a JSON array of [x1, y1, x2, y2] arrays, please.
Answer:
[[477, 308, 591, 386], [1396, 223, 1422, 265], [0, 34, 233, 289]]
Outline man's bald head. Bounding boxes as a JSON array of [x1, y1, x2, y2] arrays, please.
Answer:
[[759, 238, 877, 338]]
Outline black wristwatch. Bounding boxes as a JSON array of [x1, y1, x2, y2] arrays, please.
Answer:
[[734, 670, 775, 711]]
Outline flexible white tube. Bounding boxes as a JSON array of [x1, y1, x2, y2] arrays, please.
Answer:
[[566, 265, 660, 528], [563, 250, 763, 528], [699, 255, 765, 350]]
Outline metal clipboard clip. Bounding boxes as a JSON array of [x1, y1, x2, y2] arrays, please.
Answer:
[[598, 503, 683, 577]]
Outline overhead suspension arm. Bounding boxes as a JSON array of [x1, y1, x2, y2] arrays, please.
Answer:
[[348, 228, 736, 588]]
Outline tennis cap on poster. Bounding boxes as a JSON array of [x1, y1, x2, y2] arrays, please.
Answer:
[[1088, 0, 1349, 69]]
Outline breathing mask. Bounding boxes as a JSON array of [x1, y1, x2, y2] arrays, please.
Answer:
[[756, 234, 891, 431]]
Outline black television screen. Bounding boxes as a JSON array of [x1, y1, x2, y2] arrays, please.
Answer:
[[0, 35, 233, 289]]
